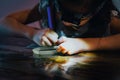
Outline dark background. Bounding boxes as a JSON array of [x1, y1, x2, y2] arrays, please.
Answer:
[[0, 0, 39, 18], [0, 0, 120, 19]]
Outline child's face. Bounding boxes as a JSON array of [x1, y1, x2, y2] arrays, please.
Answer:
[[59, 2, 93, 29]]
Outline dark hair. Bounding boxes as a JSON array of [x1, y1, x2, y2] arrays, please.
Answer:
[[57, 0, 105, 11]]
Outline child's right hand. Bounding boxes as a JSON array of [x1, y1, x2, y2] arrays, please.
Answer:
[[32, 28, 58, 46]]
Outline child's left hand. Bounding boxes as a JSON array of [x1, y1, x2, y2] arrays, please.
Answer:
[[57, 36, 89, 55]]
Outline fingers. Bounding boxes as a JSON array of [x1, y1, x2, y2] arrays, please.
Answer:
[[57, 37, 70, 54], [57, 36, 67, 44], [41, 36, 52, 46], [40, 29, 59, 46], [57, 45, 70, 55], [42, 29, 58, 45], [46, 31, 58, 44], [57, 46, 66, 54], [41, 40, 46, 46]]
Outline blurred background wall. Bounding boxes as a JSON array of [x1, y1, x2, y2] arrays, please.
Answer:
[[0, 0, 39, 18], [0, 0, 120, 19]]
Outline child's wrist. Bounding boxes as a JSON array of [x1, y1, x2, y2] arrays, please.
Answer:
[[24, 27, 37, 39]]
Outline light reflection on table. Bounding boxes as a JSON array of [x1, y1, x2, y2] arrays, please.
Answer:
[[33, 51, 120, 80], [0, 36, 120, 80]]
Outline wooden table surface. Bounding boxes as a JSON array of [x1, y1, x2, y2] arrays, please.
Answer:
[[0, 36, 120, 80]]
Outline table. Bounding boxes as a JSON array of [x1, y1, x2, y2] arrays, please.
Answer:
[[0, 37, 120, 80]]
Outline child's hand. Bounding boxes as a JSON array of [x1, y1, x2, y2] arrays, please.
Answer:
[[57, 36, 89, 55], [32, 28, 58, 46]]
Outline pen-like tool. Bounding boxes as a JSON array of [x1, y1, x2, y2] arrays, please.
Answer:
[[47, 6, 53, 29]]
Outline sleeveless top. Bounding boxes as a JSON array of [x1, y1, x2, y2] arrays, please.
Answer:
[[38, 0, 112, 38]]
